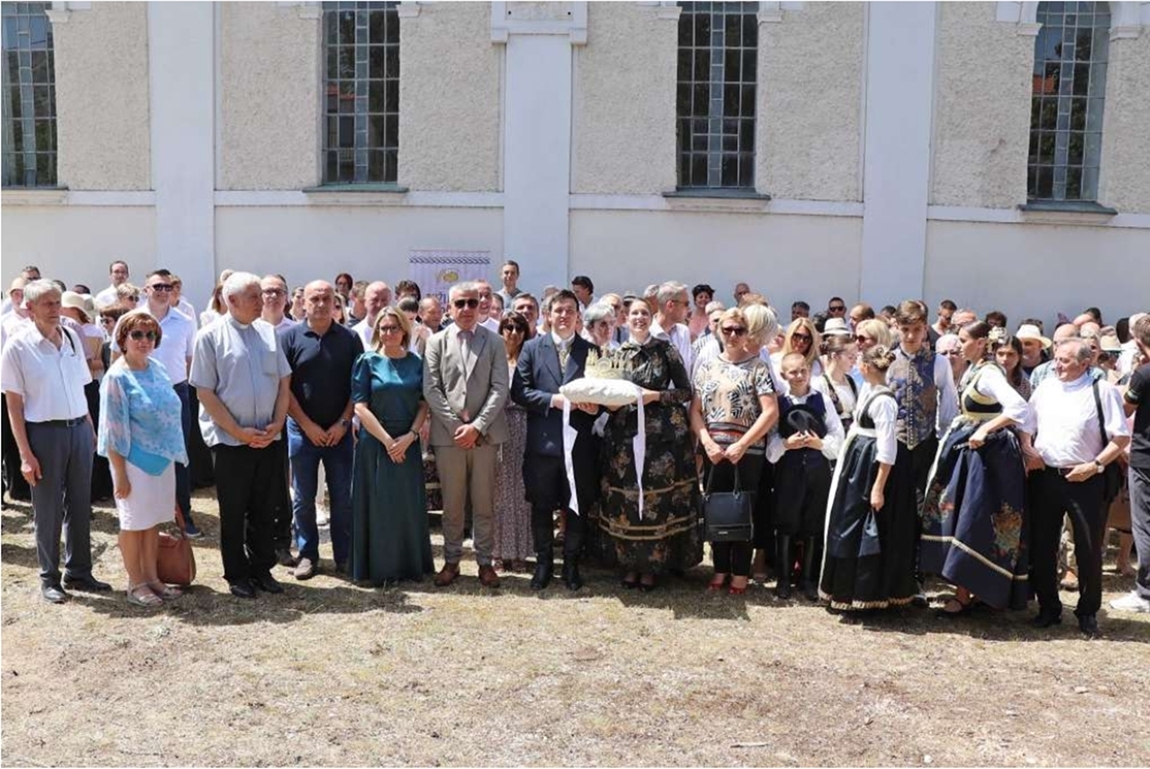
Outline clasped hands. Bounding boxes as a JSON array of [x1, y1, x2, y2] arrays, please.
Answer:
[[239, 422, 283, 449], [702, 438, 749, 465], [301, 419, 348, 448], [783, 430, 823, 452]]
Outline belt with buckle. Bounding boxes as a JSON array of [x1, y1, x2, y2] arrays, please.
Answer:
[[33, 416, 87, 428]]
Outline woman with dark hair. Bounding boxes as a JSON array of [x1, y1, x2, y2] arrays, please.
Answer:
[[493, 312, 533, 573], [994, 333, 1031, 400], [600, 298, 701, 591], [921, 322, 1031, 614], [334, 272, 354, 300], [820, 345, 905, 611], [818, 334, 859, 434], [688, 284, 714, 341]]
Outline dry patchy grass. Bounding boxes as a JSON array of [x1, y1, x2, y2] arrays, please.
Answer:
[[2, 490, 1149, 767]]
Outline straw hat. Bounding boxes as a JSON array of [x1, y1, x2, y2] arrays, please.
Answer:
[[1099, 332, 1122, 353], [60, 291, 94, 322], [1014, 323, 1052, 349], [822, 318, 852, 337]]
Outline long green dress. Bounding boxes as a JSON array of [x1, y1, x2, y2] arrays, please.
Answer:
[[349, 351, 434, 585]]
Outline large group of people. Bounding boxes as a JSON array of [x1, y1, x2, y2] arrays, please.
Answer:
[[2, 258, 1147, 640]]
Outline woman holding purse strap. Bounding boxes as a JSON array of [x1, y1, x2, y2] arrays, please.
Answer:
[[690, 308, 778, 595]]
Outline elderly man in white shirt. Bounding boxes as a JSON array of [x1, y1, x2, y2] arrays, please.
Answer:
[[1023, 338, 1130, 638], [651, 281, 694, 374], [0, 280, 113, 602]]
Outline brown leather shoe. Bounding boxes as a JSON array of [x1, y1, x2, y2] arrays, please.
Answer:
[[433, 562, 460, 587], [478, 564, 501, 589]]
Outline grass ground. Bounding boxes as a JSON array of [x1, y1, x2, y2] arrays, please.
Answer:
[[2, 489, 1149, 767]]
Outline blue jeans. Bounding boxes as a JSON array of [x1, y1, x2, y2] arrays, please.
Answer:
[[172, 381, 194, 527], [287, 418, 353, 564]]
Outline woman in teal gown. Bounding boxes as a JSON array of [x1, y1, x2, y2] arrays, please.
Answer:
[[349, 308, 433, 585]]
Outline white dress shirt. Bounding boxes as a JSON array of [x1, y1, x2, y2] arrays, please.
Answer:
[[479, 316, 500, 334], [652, 321, 694, 374], [112, 306, 196, 384], [353, 317, 375, 351], [1029, 372, 1130, 467], [0, 323, 92, 421], [766, 389, 845, 463], [94, 284, 119, 308]]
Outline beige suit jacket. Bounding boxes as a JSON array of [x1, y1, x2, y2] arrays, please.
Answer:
[[422, 324, 510, 447]]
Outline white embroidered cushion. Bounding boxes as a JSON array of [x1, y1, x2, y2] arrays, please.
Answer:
[[560, 378, 639, 407]]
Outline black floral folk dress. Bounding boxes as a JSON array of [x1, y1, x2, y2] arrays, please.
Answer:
[[598, 338, 703, 574]]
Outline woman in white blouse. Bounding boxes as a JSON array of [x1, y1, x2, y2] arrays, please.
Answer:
[[920, 322, 1032, 615]]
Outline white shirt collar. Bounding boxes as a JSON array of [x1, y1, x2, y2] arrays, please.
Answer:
[[552, 330, 574, 347]]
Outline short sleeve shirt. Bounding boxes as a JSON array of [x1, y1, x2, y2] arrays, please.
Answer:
[[189, 316, 291, 447], [1126, 364, 1150, 470], [693, 355, 775, 450], [278, 321, 364, 428], [0, 323, 92, 421]]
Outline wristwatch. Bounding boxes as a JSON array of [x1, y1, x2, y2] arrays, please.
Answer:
[[340, 418, 351, 428], [1094, 459, 1105, 474]]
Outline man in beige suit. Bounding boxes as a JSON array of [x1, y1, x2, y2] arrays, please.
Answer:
[[423, 282, 510, 588]]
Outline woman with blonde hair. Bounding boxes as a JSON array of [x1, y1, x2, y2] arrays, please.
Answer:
[[771, 317, 823, 388], [349, 306, 433, 584]]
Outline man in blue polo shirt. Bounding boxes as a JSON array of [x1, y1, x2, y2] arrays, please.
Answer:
[[278, 280, 363, 579]]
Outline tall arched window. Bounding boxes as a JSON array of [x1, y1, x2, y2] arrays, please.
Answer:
[[1028, 2, 1110, 202], [675, 2, 758, 190], [2, 2, 56, 187], [322, 1, 399, 185]]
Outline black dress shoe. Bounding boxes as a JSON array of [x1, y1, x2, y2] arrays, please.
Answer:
[[530, 561, 553, 591], [41, 583, 69, 604], [275, 548, 299, 568], [250, 572, 285, 594], [62, 574, 113, 592], [229, 581, 257, 599], [562, 562, 583, 592], [1030, 611, 1062, 629], [1078, 614, 1099, 639]]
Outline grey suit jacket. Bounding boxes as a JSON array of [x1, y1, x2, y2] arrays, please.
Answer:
[[422, 323, 510, 447]]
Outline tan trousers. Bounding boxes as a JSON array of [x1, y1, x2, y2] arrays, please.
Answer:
[[434, 444, 498, 566]]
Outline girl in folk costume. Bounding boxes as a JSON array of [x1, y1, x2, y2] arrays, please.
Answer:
[[768, 353, 844, 600], [820, 345, 915, 611], [920, 322, 1031, 614]]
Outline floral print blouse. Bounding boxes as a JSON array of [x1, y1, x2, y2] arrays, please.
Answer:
[[693, 354, 776, 452]]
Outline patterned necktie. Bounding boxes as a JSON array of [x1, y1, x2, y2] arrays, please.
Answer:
[[557, 340, 570, 372]]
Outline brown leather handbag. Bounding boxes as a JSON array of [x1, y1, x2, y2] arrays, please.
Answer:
[[157, 506, 197, 586]]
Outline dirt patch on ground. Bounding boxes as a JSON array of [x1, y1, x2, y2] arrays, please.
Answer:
[[2, 491, 1148, 767]]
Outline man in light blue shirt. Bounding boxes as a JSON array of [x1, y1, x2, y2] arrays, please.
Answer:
[[190, 272, 291, 599]]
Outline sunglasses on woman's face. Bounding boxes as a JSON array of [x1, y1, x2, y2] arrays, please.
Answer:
[[855, 335, 872, 343], [792, 333, 812, 342], [128, 330, 158, 341], [453, 298, 479, 309], [721, 326, 748, 337]]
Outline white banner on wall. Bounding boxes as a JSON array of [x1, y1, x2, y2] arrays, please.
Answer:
[[409, 250, 491, 306]]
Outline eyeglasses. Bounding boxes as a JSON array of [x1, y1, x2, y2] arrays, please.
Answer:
[[377, 325, 401, 334], [148, 283, 174, 292], [128, 330, 158, 341], [721, 326, 748, 337], [453, 298, 479, 309], [855, 335, 872, 343], [792, 333, 812, 342], [262, 288, 286, 297], [829, 305, 846, 313], [126, 295, 140, 302]]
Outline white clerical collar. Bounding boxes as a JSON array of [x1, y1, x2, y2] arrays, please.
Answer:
[[227, 315, 252, 330]]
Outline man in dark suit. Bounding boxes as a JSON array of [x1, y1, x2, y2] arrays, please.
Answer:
[[512, 289, 600, 591]]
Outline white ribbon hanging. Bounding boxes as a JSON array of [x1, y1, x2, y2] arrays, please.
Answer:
[[562, 383, 646, 518]]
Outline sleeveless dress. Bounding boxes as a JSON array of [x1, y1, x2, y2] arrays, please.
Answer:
[[920, 362, 1030, 610], [820, 385, 916, 610]]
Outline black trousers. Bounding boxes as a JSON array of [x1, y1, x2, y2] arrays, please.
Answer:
[[523, 451, 594, 562], [704, 454, 764, 577], [1031, 469, 1107, 618], [272, 438, 293, 550], [1, 392, 31, 501], [212, 443, 282, 584], [898, 436, 938, 578]]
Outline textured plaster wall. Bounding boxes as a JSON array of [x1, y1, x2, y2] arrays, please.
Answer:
[[398, 3, 500, 192], [925, 220, 1148, 329], [1, 206, 156, 286], [571, 3, 677, 194], [931, 3, 1032, 208], [570, 209, 864, 305], [1099, 34, 1150, 213], [220, 3, 320, 190], [758, 3, 864, 201], [53, 3, 151, 190]]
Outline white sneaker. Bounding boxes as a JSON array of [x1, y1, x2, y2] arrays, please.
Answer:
[[1109, 591, 1150, 613]]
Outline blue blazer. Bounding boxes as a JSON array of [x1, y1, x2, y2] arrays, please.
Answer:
[[512, 333, 600, 457]]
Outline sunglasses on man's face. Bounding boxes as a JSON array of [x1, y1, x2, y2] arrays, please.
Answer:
[[148, 283, 174, 293], [829, 305, 846, 312], [721, 326, 748, 337], [128, 330, 158, 341], [453, 298, 479, 309]]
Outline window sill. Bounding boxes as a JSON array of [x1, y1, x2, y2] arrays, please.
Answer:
[[1018, 200, 1118, 225], [302, 184, 410, 206], [662, 188, 771, 213], [1, 186, 69, 205]]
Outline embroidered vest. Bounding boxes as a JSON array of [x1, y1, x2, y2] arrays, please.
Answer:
[[889, 347, 938, 449]]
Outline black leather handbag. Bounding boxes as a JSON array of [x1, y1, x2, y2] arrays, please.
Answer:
[[701, 464, 755, 543]]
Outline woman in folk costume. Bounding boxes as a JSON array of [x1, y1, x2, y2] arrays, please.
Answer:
[[820, 345, 914, 611], [920, 322, 1031, 614]]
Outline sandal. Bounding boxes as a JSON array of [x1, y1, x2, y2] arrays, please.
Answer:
[[126, 584, 163, 607], [147, 581, 183, 600], [936, 596, 974, 617], [729, 577, 749, 596], [707, 574, 729, 592]]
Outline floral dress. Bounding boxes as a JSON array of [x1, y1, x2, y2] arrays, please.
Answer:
[[598, 338, 702, 574]]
